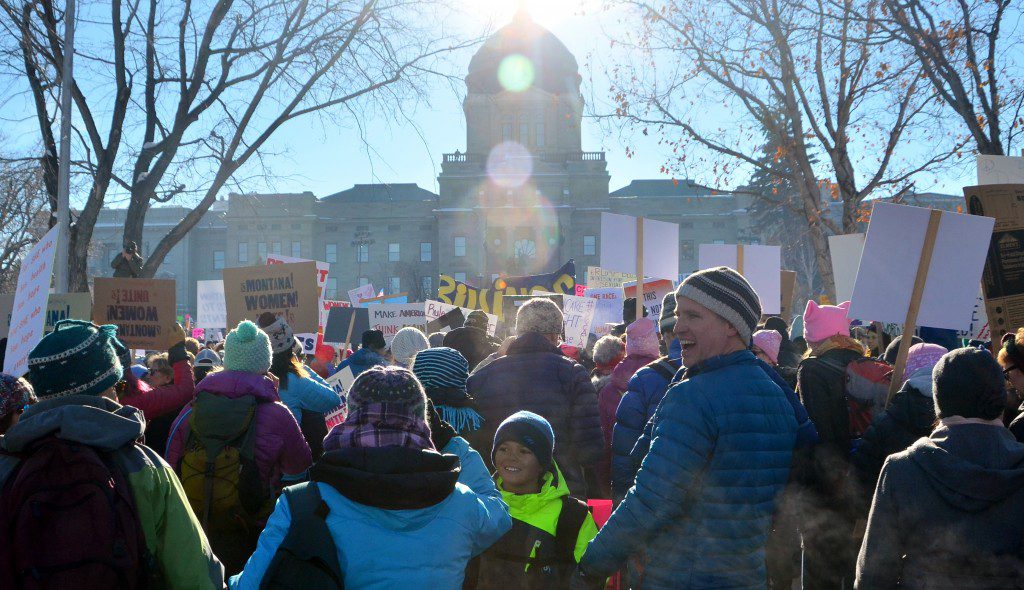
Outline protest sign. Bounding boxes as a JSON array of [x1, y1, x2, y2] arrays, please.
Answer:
[[584, 287, 623, 336], [266, 254, 330, 293], [369, 304, 427, 345], [361, 292, 409, 306], [698, 244, 782, 314], [575, 284, 587, 297], [958, 291, 990, 342], [599, 213, 679, 282], [623, 279, 674, 318], [501, 294, 563, 332], [964, 183, 1024, 344], [92, 278, 177, 351], [3, 226, 59, 376], [196, 280, 226, 329], [587, 266, 635, 289], [320, 299, 350, 330], [438, 261, 575, 320], [423, 300, 498, 335], [324, 366, 356, 430], [780, 270, 797, 322], [323, 307, 370, 345], [191, 328, 205, 340], [223, 262, 319, 333], [561, 295, 597, 347], [348, 284, 376, 306], [828, 233, 865, 304], [0, 292, 92, 338], [978, 155, 1024, 185]]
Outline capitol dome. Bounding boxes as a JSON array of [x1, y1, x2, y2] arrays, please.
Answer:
[[466, 11, 582, 96]]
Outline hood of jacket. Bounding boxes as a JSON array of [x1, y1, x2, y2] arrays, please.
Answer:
[[908, 424, 1024, 512], [195, 369, 279, 403], [887, 369, 938, 435], [668, 337, 682, 362], [611, 354, 658, 392], [904, 366, 935, 398], [507, 332, 562, 356], [312, 446, 461, 512], [496, 464, 570, 518], [2, 394, 145, 452], [348, 347, 387, 368]]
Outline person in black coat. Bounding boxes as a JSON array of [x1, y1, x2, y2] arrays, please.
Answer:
[[466, 298, 602, 496], [762, 315, 801, 369], [857, 347, 1024, 589], [443, 310, 498, 372]]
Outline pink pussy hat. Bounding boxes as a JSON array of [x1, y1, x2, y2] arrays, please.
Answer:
[[752, 330, 782, 365], [626, 318, 660, 358], [803, 300, 852, 344]]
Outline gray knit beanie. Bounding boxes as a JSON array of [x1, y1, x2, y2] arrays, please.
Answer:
[[390, 327, 429, 368], [659, 291, 677, 333], [516, 298, 563, 335], [675, 267, 761, 343]]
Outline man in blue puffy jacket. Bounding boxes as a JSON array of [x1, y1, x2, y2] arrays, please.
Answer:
[[574, 267, 798, 589]]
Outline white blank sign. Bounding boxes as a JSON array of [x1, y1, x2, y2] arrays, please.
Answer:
[[599, 213, 679, 281], [828, 233, 866, 304], [698, 244, 782, 315], [849, 202, 994, 331]]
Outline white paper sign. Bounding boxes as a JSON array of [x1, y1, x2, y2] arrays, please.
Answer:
[[196, 280, 227, 329], [4, 225, 60, 376], [828, 233, 866, 304], [324, 366, 356, 429], [978, 155, 1024, 185], [849, 202, 994, 331], [561, 295, 597, 347], [584, 287, 624, 337], [369, 303, 427, 345], [424, 300, 498, 335], [698, 244, 782, 314], [348, 284, 376, 307], [599, 212, 680, 282]]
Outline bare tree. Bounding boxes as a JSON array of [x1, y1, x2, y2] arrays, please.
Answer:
[[880, 0, 1024, 155], [0, 156, 48, 291], [602, 0, 960, 297], [0, 0, 477, 292]]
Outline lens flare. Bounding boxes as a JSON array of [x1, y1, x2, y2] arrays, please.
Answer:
[[486, 141, 533, 188], [497, 54, 535, 92]]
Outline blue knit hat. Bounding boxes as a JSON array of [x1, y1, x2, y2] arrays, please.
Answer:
[[492, 411, 555, 471], [411, 347, 469, 393], [223, 320, 272, 374], [27, 320, 127, 399]]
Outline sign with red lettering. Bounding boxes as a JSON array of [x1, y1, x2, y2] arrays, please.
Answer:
[[3, 225, 60, 376], [92, 277, 177, 350], [223, 262, 319, 333]]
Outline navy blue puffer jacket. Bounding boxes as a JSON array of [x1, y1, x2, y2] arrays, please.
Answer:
[[465, 332, 603, 496], [580, 350, 798, 589]]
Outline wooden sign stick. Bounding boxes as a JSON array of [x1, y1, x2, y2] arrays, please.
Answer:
[[636, 217, 645, 321], [342, 313, 357, 360], [887, 209, 943, 405], [737, 244, 745, 275]]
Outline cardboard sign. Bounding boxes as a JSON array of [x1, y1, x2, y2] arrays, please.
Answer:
[[780, 270, 797, 322], [424, 300, 497, 335], [849, 201, 994, 332], [266, 254, 330, 292], [698, 244, 782, 314], [587, 266, 635, 289], [3, 226, 60, 376], [92, 278, 177, 351], [623, 279, 674, 318], [828, 233, 866, 304], [369, 304, 427, 345], [324, 366, 355, 430], [323, 307, 371, 345], [599, 213, 679, 281], [348, 284, 376, 307], [965, 184, 1024, 342], [584, 287, 624, 337], [438, 261, 575, 320], [978, 155, 1024, 185], [561, 294, 597, 347], [223, 262, 319, 333], [0, 292, 92, 339], [196, 280, 226, 329]]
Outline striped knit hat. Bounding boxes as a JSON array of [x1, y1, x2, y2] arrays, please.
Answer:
[[411, 347, 469, 393], [675, 266, 761, 343]]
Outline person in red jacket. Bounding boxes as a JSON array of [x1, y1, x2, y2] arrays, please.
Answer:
[[117, 323, 196, 421]]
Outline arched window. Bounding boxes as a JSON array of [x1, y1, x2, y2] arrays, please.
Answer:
[[513, 239, 536, 260]]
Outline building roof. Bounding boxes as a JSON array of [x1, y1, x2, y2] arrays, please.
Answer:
[[320, 183, 438, 203], [610, 179, 726, 198], [466, 11, 581, 95]]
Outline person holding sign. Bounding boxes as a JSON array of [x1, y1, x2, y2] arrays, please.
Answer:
[[575, 267, 797, 589]]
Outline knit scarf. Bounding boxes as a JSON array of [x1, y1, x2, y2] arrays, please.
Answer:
[[807, 335, 867, 359], [323, 402, 434, 451], [426, 386, 483, 434]]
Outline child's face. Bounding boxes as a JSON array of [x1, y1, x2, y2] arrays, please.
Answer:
[[494, 440, 544, 494]]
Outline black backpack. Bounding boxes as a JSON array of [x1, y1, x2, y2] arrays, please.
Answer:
[[260, 482, 344, 590]]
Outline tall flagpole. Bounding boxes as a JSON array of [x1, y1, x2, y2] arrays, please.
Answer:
[[54, 0, 75, 293]]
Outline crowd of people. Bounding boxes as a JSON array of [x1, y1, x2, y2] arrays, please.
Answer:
[[0, 265, 1023, 588]]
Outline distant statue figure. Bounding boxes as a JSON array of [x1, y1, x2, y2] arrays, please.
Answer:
[[111, 240, 144, 278]]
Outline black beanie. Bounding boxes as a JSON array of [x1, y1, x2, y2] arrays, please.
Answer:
[[883, 335, 923, 364], [361, 329, 386, 350], [933, 347, 1006, 421]]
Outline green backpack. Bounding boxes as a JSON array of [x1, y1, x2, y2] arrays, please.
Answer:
[[259, 482, 344, 589]]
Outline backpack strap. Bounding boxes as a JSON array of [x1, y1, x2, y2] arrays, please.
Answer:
[[259, 482, 344, 590], [553, 496, 590, 565], [648, 357, 678, 382]]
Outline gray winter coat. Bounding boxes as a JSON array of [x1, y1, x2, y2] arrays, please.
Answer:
[[856, 423, 1024, 589]]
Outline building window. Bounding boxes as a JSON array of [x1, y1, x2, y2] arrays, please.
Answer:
[[238, 242, 248, 263], [291, 223, 301, 230], [454, 272, 467, 283], [513, 239, 537, 259], [712, 221, 726, 229], [387, 224, 400, 231], [502, 123, 512, 141], [257, 242, 267, 260], [420, 242, 432, 262], [325, 277, 338, 299], [271, 242, 282, 254], [291, 241, 301, 258], [213, 251, 225, 270], [519, 122, 529, 143], [388, 276, 401, 293], [357, 243, 369, 263], [325, 243, 337, 263], [679, 221, 694, 229], [713, 239, 726, 245], [388, 243, 400, 262], [421, 276, 433, 297], [454, 236, 466, 257], [271, 224, 281, 230], [681, 240, 695, 260], [748, 238, 761, 245], [326, 225, 338, 232], [536, 123, 545, 147], [583, 235, 596, 256], [358, 277, 369, 287]]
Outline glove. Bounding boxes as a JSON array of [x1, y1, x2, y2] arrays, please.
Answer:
[[569, 566, 605, 590]]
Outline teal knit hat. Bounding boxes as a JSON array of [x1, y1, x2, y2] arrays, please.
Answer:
[[27, 320, 128, 399], [223, 320, 272, 374]]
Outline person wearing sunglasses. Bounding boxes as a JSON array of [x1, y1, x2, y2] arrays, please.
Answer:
[[0, 373, 35, 435], [997, 329, 1024, 442]]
